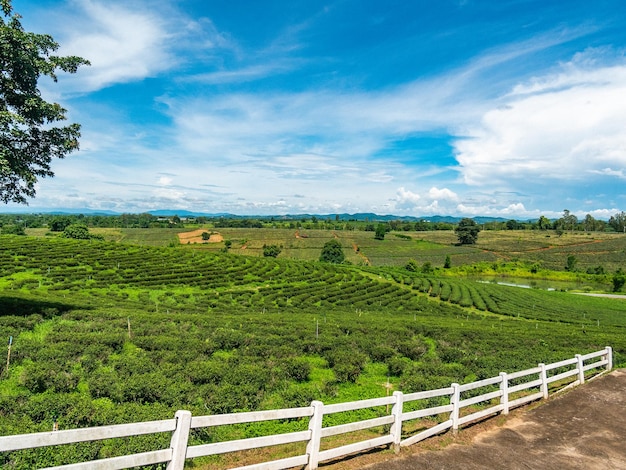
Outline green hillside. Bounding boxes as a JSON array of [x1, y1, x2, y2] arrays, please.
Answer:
[[0, 235, 624, 468]]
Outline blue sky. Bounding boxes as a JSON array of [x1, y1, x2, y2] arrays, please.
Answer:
[[6, 0, 626, 218]]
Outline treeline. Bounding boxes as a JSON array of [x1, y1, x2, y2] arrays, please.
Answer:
[[1, 210, 625, 233]]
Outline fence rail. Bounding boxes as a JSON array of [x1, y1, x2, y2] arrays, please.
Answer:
[[0, 346, 613, 470]]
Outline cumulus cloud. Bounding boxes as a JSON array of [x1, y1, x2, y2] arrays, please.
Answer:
[[394, 186, 462, 214], [428, 187, 458, 201], [454, 55, 626, 189]]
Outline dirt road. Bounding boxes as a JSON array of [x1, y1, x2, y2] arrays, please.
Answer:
[[364, 369, 626, 470]]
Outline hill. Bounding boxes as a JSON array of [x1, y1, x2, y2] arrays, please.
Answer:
[[0, 234, 624, 468]]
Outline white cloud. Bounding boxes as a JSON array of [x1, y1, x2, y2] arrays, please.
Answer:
[[590, 168, 625, 178], [454, 56, 626, 189], [428, 187, 458, 201], [394, 186, 463, 214], [52, 0, 175, 92]]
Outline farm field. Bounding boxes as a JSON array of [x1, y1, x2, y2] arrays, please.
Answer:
[[1, 233, 625, 468], [24, 225, 626, 273]]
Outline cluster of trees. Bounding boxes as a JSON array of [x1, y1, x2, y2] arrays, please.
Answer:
[[1, 211, 625, 235]]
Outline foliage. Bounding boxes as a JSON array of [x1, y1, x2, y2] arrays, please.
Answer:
[[62, 224, 103, 241], [609, 211, 626, 233], [319, 239, 345, 263], [374, 224, 386, 240], [49, 217, 72, 232], [405, 259, 418, 272], [1, 223, 24, 235], [454, 218, 481, 245], [444, 254, 451, 269], [421, 261, 434, 274], [557, 209, 578, 232], [565, 255, 578, 272], [0, 1, 89, 203], [613, 270, 625, 293], [0, 235, 625, 467], [262, 244, 282, 258]]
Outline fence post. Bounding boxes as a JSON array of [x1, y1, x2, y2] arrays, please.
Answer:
[[167, 410, 192, 470], [306, 400, 324, 470], [450, 383, 460, 433], [499, 372, 509, 415], [575, 354, 585, 385], [539, 363, 548, 399], [390, 391, 403, 453], [605, 346, 613, 372]]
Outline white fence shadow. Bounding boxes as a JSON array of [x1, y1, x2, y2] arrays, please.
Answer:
[[0, 346, 613, 470]]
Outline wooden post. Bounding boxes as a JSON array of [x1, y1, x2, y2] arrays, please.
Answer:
[[391, 391, 403, 453], [167, 410, 192, 470], [539, 363, 548, 399], [575, 354, 585, 385], [127, 318, 132, 339], [306, 401, 324, 470], [450, 383, 460, 433], [605, 346, 613, 371], [499, 372, 509, 415]]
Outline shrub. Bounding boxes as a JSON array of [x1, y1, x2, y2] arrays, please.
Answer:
[[319, 239, 345, 263], [263, 244, 282, 258]]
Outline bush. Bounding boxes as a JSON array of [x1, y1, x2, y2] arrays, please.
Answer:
[[263, 244, 282, 258], [319, 239, 345, 263], [325, 350, 367, 383], [283, 358, 311, 382], [405, 259, 419, 272], [613, 269, 625, 292]]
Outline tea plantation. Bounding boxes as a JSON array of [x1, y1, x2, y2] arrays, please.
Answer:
[[0, 235, 625, 468]]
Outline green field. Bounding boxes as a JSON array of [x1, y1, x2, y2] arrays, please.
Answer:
[[1, 232, 625, 468]]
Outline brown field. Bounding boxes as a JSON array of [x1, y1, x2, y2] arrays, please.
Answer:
[[177, 229, 224, 244]]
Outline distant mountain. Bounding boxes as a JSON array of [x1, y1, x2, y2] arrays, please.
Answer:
[[0, 208, 513, 223]]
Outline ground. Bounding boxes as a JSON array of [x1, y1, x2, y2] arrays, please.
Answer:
[[353, 370, 626, 470], [177, 229, 223, 244]]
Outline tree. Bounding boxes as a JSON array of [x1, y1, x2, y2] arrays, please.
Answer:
[[262, 244, 282, 258], [1, 223, 24, 234], [374, 223, 386, 240], [62, 223, 102, 240], [454, 218, 480, 245], [557, 210, 578, 232], [421, 261, 434, 274], [608, 211, 626, 233], [49, 216, 71, 232], [565, 254, 578, 272], [537, 215, 551, 230], [0, 1, 89, 203], [505, 219, 519, 230], [319, 239, 345, 263], [613, 269, 625, 293], [405, 259, 418, 272], [443, 255, 451, 269]]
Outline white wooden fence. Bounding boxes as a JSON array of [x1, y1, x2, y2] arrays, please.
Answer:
[[0, 346, 613, 470]]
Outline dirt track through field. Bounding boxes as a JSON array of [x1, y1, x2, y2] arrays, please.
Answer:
[[364, 369, 626, 470]]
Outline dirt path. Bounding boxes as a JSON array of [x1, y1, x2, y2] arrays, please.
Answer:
[[575, 292, 626, 299], [363, 370, 626, 470]]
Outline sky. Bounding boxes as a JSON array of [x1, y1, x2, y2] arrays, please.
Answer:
[[4, 0, 626, 219]]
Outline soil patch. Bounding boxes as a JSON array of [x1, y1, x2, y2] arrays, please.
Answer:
[[177, 229, 224, 244]]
